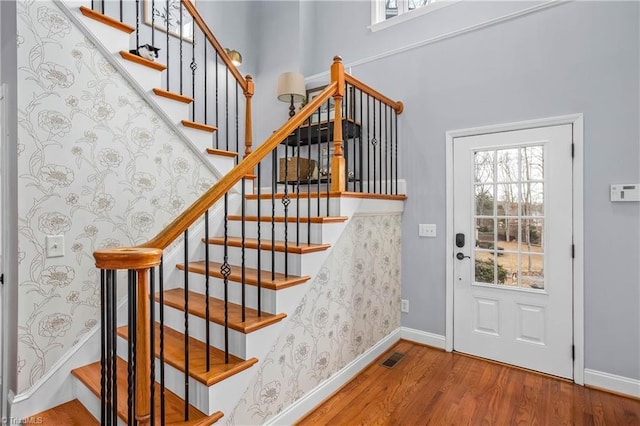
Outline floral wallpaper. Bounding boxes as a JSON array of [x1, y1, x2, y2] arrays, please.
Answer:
[[16, 0, 215, 392], [225, 214, 402, 425]]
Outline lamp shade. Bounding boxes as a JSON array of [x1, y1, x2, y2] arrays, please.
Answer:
[[277, 72, 305, 102], [225, 48, 242, 67]]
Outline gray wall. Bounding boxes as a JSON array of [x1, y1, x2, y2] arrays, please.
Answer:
[[300, 1, 640, 380]]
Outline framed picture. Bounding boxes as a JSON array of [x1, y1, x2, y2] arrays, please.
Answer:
[[144, 0, 195, 43], [305, 85, 356, 121]]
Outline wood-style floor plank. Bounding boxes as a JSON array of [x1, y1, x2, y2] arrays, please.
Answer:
[[297, 340, 640, 425], [30, 399, 99, 425]]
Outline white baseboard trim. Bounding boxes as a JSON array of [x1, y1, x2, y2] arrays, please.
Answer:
[[265, 328, 401, 426], [584, 369, 640, 399], [399, 327, 446, 349]]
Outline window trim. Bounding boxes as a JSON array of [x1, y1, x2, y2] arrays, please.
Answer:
[[370, 0, 460, 33]]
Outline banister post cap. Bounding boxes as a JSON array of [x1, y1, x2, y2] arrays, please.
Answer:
[[245, 75, 253, 81], [94, 247, 163, 270], [333, 56, 342, 63]]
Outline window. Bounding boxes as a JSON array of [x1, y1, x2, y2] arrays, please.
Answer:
[[371, 0, 457, 31]]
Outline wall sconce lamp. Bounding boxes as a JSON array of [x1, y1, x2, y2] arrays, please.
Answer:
[[225, 48, 242, 67], [277, 72, 306, 118]]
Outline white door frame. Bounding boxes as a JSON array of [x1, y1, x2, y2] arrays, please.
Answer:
[[445, 114, 584, 384]]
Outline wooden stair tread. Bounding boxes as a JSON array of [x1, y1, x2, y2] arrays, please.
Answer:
[[119, 51, 167, 71], [31, 399, 99, 426], [206, 147, 238, 158], [158, 289, 287, 333], [228, 215, 348, 224], [205, 236, 331, 254], [153, 88, 194, 104], [72, 358, 223, 425], [177, 261, 310, 290], [79, 6, 134, 34], [182, 120, 217, 133], [117, 324, 258, 387], [246, 191, 407, 201]]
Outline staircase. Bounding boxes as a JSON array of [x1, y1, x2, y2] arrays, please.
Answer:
[[30, 1, 406, 424]]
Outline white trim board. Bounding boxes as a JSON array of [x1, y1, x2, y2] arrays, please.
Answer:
[[584, 369, 640, 399], [399, 327, 445, 349], [445, 114, 585, 385]]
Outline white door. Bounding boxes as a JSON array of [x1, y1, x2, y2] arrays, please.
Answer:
[[453, 124, 573, 379]]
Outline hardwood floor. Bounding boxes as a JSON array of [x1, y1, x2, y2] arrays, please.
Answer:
[[297, 340, 640, 425]]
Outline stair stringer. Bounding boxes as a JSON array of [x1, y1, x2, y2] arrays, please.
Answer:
[[56, 0, 233, 182]]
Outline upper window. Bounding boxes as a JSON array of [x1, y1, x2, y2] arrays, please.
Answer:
[[371, 0, 457, 31]]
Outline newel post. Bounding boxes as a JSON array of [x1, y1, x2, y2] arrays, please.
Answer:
[[330, 56, 346, 192], [95, 247, 163, 426], [244, 75, 254, 158]]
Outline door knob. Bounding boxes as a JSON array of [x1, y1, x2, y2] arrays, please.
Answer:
[[456, 252, 470, 260]]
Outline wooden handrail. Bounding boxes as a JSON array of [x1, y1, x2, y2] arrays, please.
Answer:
[[135, 82, 338, 251], [181, 0, 247, 92], [344, 74, 404, 114]]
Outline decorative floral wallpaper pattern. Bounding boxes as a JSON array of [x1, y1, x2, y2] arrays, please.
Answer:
[[226, 214, 402, 425], [16, 0, 215, 392]]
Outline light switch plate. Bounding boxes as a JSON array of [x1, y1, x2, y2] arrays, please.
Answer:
[[46, 235, 65, 258], [419, 224, 436, 238]]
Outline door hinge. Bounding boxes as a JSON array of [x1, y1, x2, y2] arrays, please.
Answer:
[[572, 244, 575, 258], [572, 345, 575, 360], [571, 143, 575, 158], [0, 273, 4, 284]]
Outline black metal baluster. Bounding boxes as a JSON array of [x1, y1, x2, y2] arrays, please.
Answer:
[[127, 270, 137, 426], [179, 1, 184, 96], [236, 82, 240, 161], [271, 152, 276, 281], [100, 269, 106, 425], [149, 267, 156, 425], [257, 162, 262, 316], [282, 137, 290, 277], [344, 83, 349, 192], [395, 110, 398, 195], [307, 115, 312, 244], [205, 211, 210, 371], [225, 69, 229, 151], [110, 270, 117, 426], [367, 94, 371, 193], [379, 100, 382, 194], [372, 98, 377, 194], [159, 257, 166, 423], [325, 99, 331, 217], [222, 194, 231, 363], [204, 45, 208, 125], [316, 107, 321, 216], [135, 0, 140, 62], [389, 105, 393, 196], [215, 51, 219, 149], [165, 0, 170, 90], [190, 29, 197, 122], [296, 128, 301, 246], [150, 0, 154, 47], [241, 178, 246, 322], [359, 89, 363, 193], [385, 104, 389, 195], [183, 229, 189, 420]]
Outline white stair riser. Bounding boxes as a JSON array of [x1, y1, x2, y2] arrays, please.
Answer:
[[207, 155, 236, 176], [227, 220, 345, 245], [74, 378, 126, 426], [115, 337, 254, 416], [114, 56, 162, 92], [152, 94, 191, 124], [74, 7, 132, 54], [246, 198, 340, 217], [180, 126, 214, 153], [207, 244, 326, 276]]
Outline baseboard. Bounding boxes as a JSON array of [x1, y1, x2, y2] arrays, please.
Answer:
[[584, 369, 640, 399], [399, 327, 446, 349], [265, 328, 401, 426]]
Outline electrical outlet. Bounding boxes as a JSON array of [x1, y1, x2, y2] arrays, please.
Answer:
[[419, 224, 436, 238], [46, 235, 65, 258], [401, 299, 409, 313]]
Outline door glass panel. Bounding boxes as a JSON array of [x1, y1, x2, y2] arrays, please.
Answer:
[[497, 148, 519, 182], [521, 254, 544, 289], [497, 184, 519, 216], [521, 146, 544, 181], [475, 184, 494, 215], [475, 218, 494, 249], [473, 144, 545, 292], [475, 251, 496, 284], [474, 151, 494, 183], [522, 182, 544, 216]]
